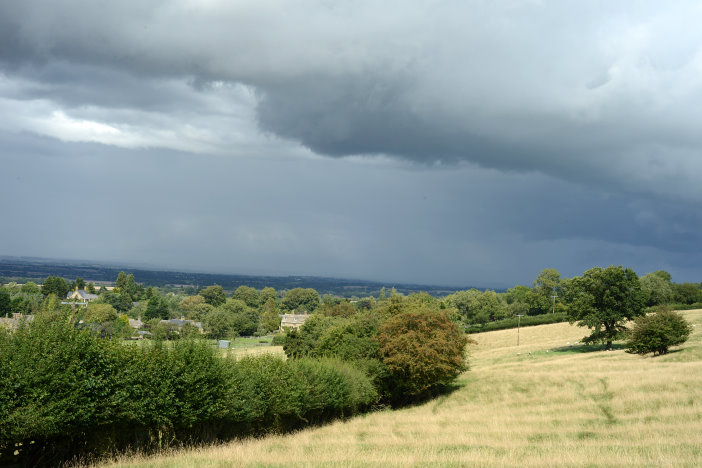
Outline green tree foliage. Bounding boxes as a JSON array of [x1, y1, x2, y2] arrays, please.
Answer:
[[74, 277, 86, 290], [178, 294, 214, 319], [200, 285, 226, 307], [531, 268, 561, 315], [204, 309, 234, 340], [83, 303, 118, 324], [260, 298, 280, 333], [98, 290, 133, 313], [377, 307, 469, 402], [672, 282, 702, 305], [144, 295, 170, 321], [627, 308, 693, 355], [447, 289, 505, 325], [259, 286, 277, 305], [219, 299, 259, 336], [86, 282, 97, 294], [281, 288, 320, 313], [41, 276, 69, 298], [19, 282, 40, 295], [0, 289, 10, 317], [233, 286, 260, 308], [563, 265, 646, 350], [640, 272, 673, 306]]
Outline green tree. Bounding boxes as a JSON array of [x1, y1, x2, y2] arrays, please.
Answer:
[[20, 282, 40, 295], [281, 288, 320, 313], [531, 268, 561, 314], [563, 265, 646, 350], [74, 277, 86, 290], [627, 308, 693, 355], [86, 282, 97, 294], [260, 298, 280, 333], [640, 272, 673, 306], [178, 295, 214, 319], [447, 289, 504, 325], [204, 309, 234, 339], [0, 289, 10, 317], [42, 276, 69, 298], [200, 285, 226, 307], [144, 295, 170, 321], [260, 286, 277, 305], [115, 271, 128, 290], [83, 303, 118, 324], [672, 282, 702, 305], [233, 286, 260, 308], [377, 307, 469, 402]]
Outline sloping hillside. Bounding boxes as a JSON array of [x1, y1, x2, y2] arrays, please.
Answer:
[[99, 310, 702, 467]]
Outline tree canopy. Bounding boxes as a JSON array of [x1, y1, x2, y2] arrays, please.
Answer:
[[564, 265, 646, 350]]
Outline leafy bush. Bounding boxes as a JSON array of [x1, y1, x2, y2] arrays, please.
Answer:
[[627, 309, 693, 356], [0, 316, 376, 466], [377, 308, 469, 403]]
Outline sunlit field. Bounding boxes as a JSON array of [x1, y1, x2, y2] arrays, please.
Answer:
[[97, 310, 702, 467]]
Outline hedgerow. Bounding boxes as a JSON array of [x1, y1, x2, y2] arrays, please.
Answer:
[[0, 313, 376, 466]]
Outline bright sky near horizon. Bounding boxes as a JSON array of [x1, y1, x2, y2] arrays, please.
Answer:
[[2, 1, 702, 288]]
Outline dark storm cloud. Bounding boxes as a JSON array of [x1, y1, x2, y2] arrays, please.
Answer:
[[1, 1, 702, 285]]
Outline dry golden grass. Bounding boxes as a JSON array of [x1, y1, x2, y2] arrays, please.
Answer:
[[98, 310, 702, 468]]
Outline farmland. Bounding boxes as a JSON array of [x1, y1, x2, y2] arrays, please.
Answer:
[[96, 309, 702, 467]]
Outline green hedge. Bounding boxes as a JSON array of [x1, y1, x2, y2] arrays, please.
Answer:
[[466, 312, 569, 333], [0, 314, 376, 466]]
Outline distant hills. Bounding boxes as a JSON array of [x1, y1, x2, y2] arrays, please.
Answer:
[[0, 256, 475, 297]]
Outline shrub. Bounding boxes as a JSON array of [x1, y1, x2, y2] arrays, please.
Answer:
[[627, 309, 693, 356], [377, 308, 469, 403]]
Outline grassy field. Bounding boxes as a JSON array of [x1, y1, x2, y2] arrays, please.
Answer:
[[97, 310, 702, 467]]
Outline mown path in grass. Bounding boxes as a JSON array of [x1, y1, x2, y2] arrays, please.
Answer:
[[99, 310, 702, 468]]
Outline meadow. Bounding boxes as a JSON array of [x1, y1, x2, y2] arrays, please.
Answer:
[[97, 310, 702, 467]]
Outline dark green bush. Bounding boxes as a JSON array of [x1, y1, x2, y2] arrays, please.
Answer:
[[270, 333, 286, 346], [627, 309, 693, 356], [0, 315, 377, 466], [378, 308, 468, 403]]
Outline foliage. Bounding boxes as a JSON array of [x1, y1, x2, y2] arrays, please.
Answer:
[[143, 295, 170, 321], [377, 307, 469, 402], [259, 286, 277, 305], [20, 282, 40, 295], [204, 309, 235, 340], [260, 298, 280, 333], [530, 268, 562, 315], [672, 282, 702, 305], [447, 289, 505, 325], [0, 317, 376, 466], [199, 285, 226, 307], [281, 287, 320, 313], [0, 288, 10, 317], [41, 276, 69, 298], [232, 286, 260, 308], [83, 302, 118, 324], [178, 295, 213, 319], [563, 265, 646, 350], [640, 272, 673, 306], [627, 309, 693, 356]]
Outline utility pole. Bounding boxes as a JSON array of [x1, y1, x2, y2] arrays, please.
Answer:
[[516, 314, 524, 346], [552, 295, 558, 314]]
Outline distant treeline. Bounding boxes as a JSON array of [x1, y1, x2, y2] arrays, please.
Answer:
[[0, 257, 468, 298]]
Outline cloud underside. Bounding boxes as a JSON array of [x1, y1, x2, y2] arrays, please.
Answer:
[[1, 1, 701, 285]]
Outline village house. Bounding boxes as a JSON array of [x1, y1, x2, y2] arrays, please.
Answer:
[[279, 313, 310, 331], [66, 287, 99, 303]]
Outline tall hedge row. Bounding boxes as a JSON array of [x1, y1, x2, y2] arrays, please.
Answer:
[[0, 314, 376, 466]]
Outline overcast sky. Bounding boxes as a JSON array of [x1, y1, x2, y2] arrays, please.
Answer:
[[2, 1, 702, 288]]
